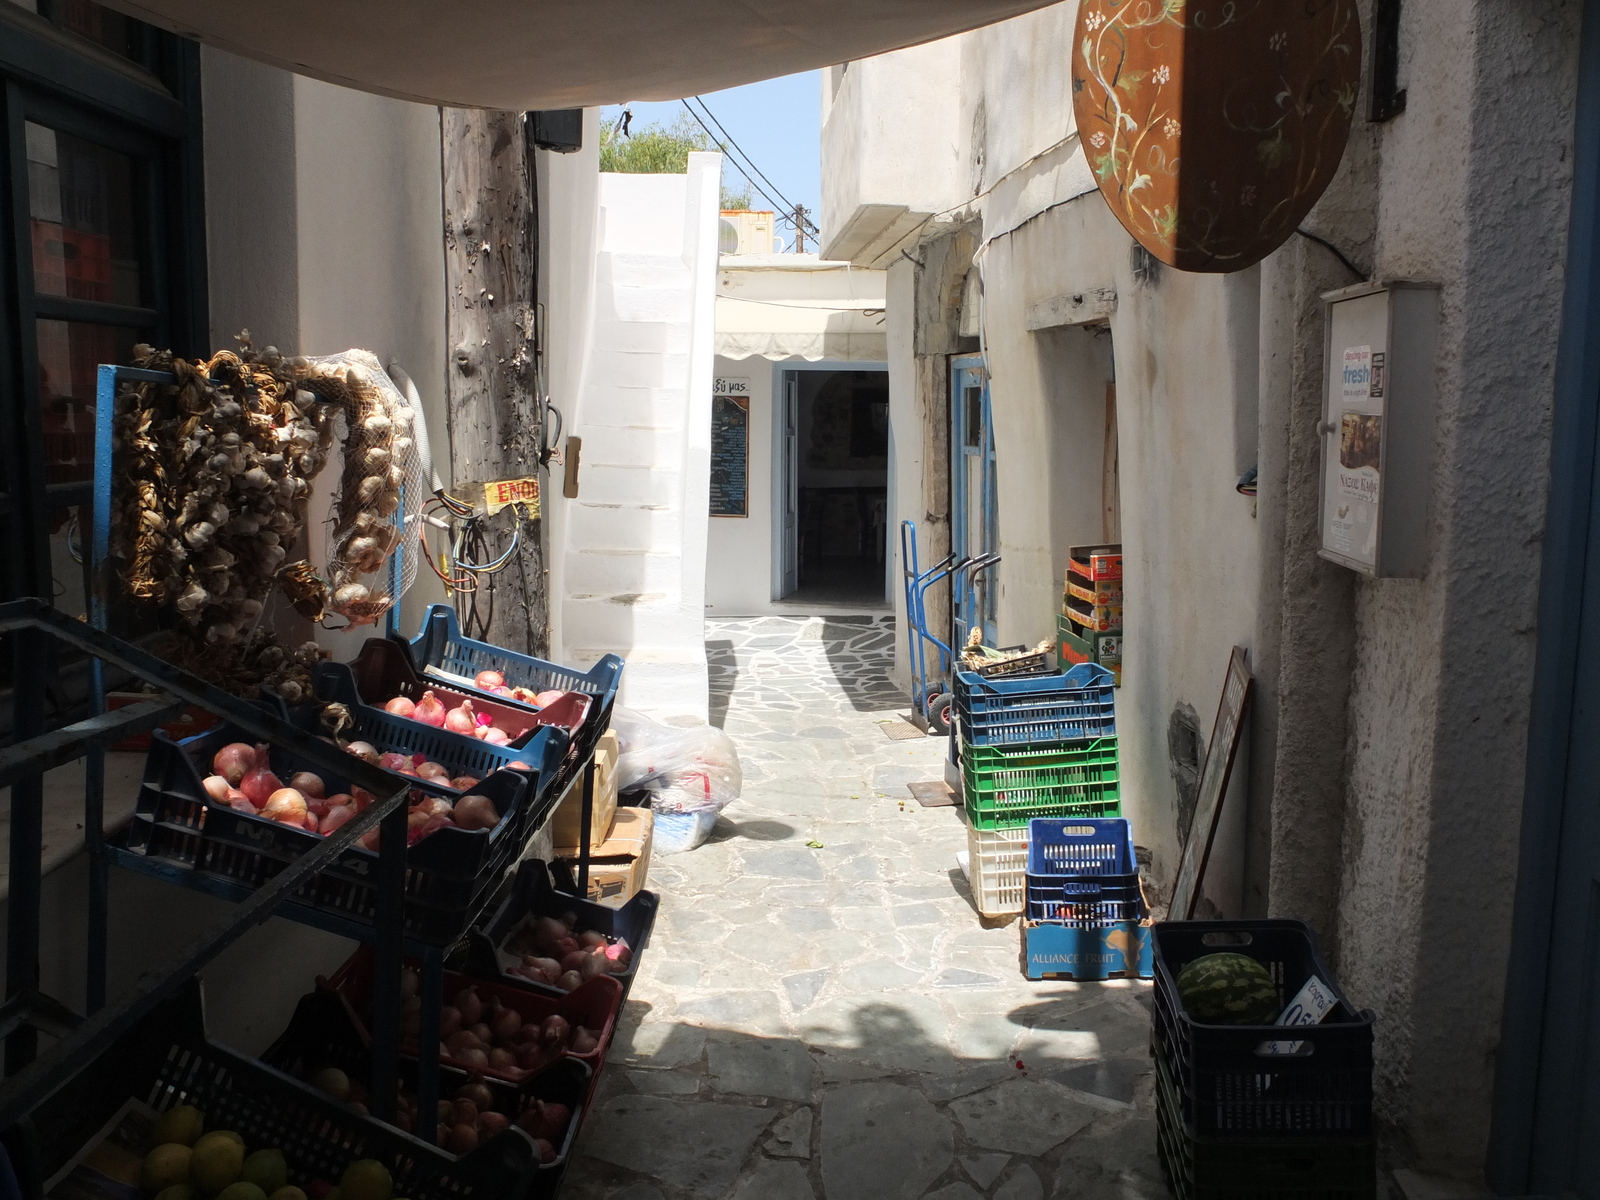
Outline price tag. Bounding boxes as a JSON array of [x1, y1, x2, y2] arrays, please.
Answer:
[[1258, 974, 1338, 1055], [483, 476, 540, 517]]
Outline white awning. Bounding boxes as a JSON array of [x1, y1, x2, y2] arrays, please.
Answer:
[[715, 255, 886, 362], [100, 0, 1054, 110]]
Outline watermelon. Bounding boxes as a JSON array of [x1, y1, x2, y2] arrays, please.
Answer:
[[1175, 952, 1278, 1024]]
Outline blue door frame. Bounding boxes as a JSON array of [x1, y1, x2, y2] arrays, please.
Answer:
[[1491, 0, 1600, 1190], [951, 356, 997, 648]]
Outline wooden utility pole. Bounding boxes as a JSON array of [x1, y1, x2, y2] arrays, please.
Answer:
[[441, 108, 549, 656]]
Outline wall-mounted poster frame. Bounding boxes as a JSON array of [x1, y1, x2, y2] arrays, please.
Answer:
[[711, 376, 750, 517]]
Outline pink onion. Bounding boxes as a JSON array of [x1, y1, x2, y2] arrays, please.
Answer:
[[456, 1079, 493, 1111], [229, 793, 259, 816], [559, 950, 588, 972], [491, 1005, 521, 1042], [322, 805, 355, 835], [491, 686, 513, 698], [415, 761, 451, 782], [506, 760, 533, 770], [288, 771, 325, 799], [440, 1006, 462, 1038], [479, 727, 511, 746], [444, 700, 477, 736], [379, 752, 411, 772], [570, 1026, 599, 1054], [455, 988, 484, 1026], [474, 670, 506, 690], [202, 775, 232, 803], [605, 940, 633, 969], [477, 1111, 509, 1138], [514, 1042, 547, 1071], [211, 743, 257, 786], [554, 936, 580, 958], [458, 1047, 489, 1069], [526, 956, 562, 982], [533, 918, 568, 954], [579, 930, 606, 950], [414, 690, 447, 727], [453, 794, 500, 831], [445, 1029, 481, 1056], [351, 787, 375, 811], [240, 762, 283, 806], [385, 695, 416, 718], [450, 775, 480, 791], [261, 788, 308, 826], [540, 1015, 570, 1046], [346, 741, 380, 764], [555, 971, 581, 992], [534, 690, 565, 708], [488, 1047, 516, 1070]]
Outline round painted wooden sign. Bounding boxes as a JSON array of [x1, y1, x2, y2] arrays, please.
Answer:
[[1071, 0, 1362, 273]]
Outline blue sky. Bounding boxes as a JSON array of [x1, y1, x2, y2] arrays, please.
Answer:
[[600, 70, 823, 251]]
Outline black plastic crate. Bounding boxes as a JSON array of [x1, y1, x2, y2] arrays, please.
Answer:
[[25, 980, 559, 1200], [1155, 1049, 1375, 1200], [263, 987, 588, 1195], [456, 859, 658, 1000], [1152, 920, 1374, 1138], [119, 713, 566, 946], [317, 640, 598, 800]]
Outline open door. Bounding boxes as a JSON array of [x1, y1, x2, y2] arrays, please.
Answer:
[[779, 372, 800, 597], [951, 356, 997, 648]]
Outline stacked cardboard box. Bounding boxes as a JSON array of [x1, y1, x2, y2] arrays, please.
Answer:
[[550, 730, 654, 906], [1058, 544, 1122, 686]]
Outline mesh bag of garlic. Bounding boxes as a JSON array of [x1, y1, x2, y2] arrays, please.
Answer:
[[301, 351, 425, 627]]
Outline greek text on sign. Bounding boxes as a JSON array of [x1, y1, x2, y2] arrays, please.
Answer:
[[483, 476, 541, 517], [714, 377, 750, 397]]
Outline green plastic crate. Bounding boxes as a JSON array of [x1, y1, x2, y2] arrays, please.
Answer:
[[961, 737, 1121, 830]]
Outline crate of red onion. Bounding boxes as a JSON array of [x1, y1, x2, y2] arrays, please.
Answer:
[[456, 858, 657, 1000], [30, 980, 561, 1200], [407, 605, 624, 785], [318, 640, 596, 797], [322, 946, 621, 1107], [120, 711, 567, 945], [263, 987, 588, 1184]]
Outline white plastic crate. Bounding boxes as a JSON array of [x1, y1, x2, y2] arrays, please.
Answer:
[[963, 814, 1031, 917]]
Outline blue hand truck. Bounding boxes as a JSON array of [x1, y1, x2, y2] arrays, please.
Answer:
[[900, 519, 999, 736]]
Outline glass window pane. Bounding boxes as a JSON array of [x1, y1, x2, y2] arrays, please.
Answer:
[[55, 0, 145, 62], [27, 121, 147, 307], [48, 505, 89, 619], [37, 318, 137, 486]]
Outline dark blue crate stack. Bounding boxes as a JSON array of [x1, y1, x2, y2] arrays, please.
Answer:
[[1024, 817, 1142, 926], [1151, 919, 1377, 1200]]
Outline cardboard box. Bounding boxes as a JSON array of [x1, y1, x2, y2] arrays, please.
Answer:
[[558, 805, 652, 907], [1023, 919, 1152, 981], [1058, 615, 1123, 686], [1068, 544, 1123, 583], [104, 692, 219, 751], [1066, 576, 1123, 606], [552, 729, 619, 856], [1064, 595, 1123, 633]]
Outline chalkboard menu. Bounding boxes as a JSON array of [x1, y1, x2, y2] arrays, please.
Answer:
[[711, 393, 750, 517]]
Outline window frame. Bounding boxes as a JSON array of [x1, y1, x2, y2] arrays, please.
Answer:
[[0, 3, 206, 606]]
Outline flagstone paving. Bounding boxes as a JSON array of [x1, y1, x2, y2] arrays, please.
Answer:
[[561, 615, 1163, 1200]]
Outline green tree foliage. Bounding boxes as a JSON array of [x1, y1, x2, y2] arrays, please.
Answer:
[[599, 112, 755, 210]]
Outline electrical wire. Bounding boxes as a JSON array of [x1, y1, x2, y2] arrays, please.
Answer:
[[679, 97, 819, 241], [684, 95, 813, 231]]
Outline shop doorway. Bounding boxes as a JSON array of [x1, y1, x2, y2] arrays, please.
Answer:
[[951, 355, 997, 646], [776, 367, 890, 605]]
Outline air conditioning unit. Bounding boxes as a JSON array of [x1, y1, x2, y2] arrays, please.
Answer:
[[718, 210, 776, 255]]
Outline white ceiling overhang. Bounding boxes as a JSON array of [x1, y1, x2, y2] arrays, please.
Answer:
[[98, 0, 1055, 109]]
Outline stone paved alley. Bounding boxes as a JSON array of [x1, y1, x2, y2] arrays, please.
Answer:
[[562, 615, 1163, 1200]]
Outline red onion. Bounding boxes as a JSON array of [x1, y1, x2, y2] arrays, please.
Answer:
[[288, 771, 325, 799], [554, 936, 580, 958], [384, 695, 416, 718], [379, 752, 411, 772], [451, 1097, 479, 1126], [229, 794, 259, 816], [322, 805, 354, 835], [492, 1006, 521, 1042], [211, 742, 257, 786], [261, 788, 308, 825], [414, 690, 447, 727], [307, 795, 334, 818], [202, 775, 232, 803], [477, 1111, 509, 1138], [514, 1042, 547, 1071], [456, 1079, 494, 1110], [445, 1030, 481, 1056], [479, 727, 511, 746], [541, 1015, 570, 1046], [351, 787, 375, 811], [240, 762, 283, 806], [534, 690, 565, 708], [526, 957, 562, 982], [490, 686, 513, 698], [570, 1027, 599, 1054], [559, 950, 589, 973], [532, 918, 568, 954], [346, 741, 380, 764], [457, 1048, 489, 1069], [556, 971, 581, 991], [516, 1022, 541, 1043], [470, 1022, 493, 1044], [579, 930, 607, 950], [488, 1047, 516, 1070], [450, 776, 480, 791], [474, 670, 505, 690], [453, 794, 500, 831], [444, 700, 477, 736], [605, 940, 633, 969], [415, 761, 451, 782], [440, 1006, 463, 1038], [455, 988, 484, 1026], [534, 1138, 555, 1165], [448, 1123, 479, 1154]]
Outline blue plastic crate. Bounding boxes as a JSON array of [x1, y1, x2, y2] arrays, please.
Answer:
[[1024, 817, 1140, 922], [956, 662, 1116, 747]]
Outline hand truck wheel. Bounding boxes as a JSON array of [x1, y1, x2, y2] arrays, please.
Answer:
[[927, 692, 954, 737]]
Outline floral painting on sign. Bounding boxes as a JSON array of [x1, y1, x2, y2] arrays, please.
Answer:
[[1071, 0, 1362, 273]]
